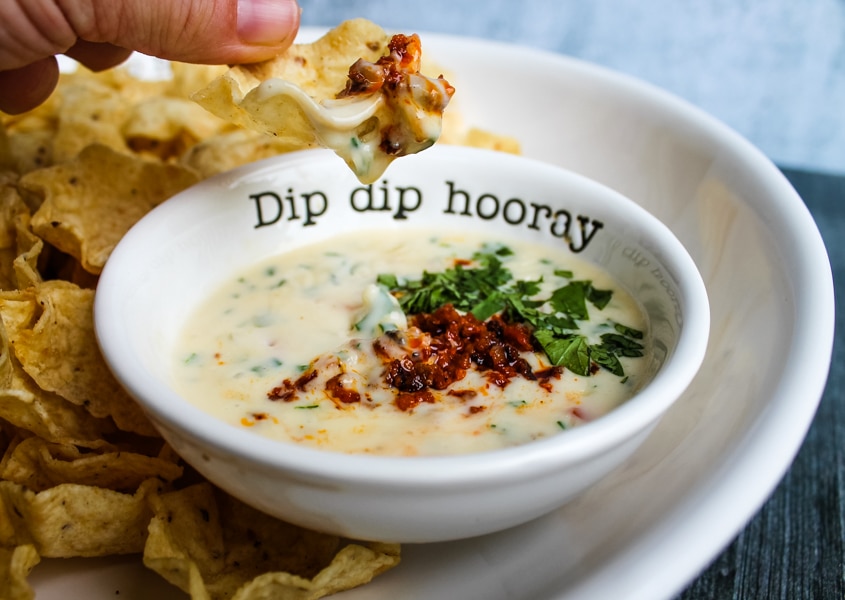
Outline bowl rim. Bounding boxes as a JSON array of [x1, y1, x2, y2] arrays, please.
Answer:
[[95, 145, 711, 489]]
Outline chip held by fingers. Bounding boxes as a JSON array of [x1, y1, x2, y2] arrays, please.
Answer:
[[191, 19, 455, 183]]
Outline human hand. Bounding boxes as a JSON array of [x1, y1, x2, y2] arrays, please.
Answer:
[[0, 0, 301, 114]]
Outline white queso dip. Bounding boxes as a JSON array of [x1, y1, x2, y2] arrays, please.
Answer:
[[173, 230, 651, 456]]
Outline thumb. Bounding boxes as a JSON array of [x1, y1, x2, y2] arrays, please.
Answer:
[[1, 0, 301, 69]]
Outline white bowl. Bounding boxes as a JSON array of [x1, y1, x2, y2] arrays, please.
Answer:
[[94, 145, 709, 543]]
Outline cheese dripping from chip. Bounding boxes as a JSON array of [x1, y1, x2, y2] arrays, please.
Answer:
[[192, 22, 454, 184]]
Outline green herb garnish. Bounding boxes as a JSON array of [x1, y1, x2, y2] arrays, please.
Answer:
[[379, 247, 644, 378]]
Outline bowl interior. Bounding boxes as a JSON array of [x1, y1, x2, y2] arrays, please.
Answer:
[[95, 145, 708, 473]]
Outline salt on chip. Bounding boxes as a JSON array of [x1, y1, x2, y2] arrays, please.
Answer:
[[19, 143, 199, 274], [0, 544, 40, 600], [1, 280, 156, 436], [0, 479, 158, 557], [143, 483, 401, 600]]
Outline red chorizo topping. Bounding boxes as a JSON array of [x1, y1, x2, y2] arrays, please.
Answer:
[[268, 368, 318, 401], [339, 34, 443, 98], [337, 33, 455, 157], [325, 373, 362, 404], [395, 390, 435, 412], [372, 338, 391, 360], [385, 304, 539, 398], [535, 366, 564, 392], [267, 304, 552, 412], [447, 389, 478, 399], [340, 59, 387, 96], [267, 383, 295, 401], [572, 406, 588, 420]]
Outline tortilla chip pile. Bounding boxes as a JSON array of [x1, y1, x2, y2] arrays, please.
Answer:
[[0, 18, 517, 599]]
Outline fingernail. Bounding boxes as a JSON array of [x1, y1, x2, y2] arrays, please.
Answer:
[[237, 0, 300, 46]]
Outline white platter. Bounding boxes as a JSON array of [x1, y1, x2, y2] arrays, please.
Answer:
[[33, 29, 834, 600]]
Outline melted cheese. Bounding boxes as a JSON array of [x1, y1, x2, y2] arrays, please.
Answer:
[[172, 231, 651, 456]]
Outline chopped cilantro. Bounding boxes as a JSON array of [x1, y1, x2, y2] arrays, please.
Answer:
[[376, 273, 399, 289], [249, 357, 283, 374], [614, 322, 644, 339], [378, 247, 645, 378], [533, 330, 591, 376]]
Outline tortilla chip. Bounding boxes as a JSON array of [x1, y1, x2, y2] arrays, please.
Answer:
[[123, 96, 228, 160], [0, 544, 40, 600], [0, 295, 117, 446], [0, 479, 159, 557], [168, 63, 230, 100], [180, 129, 305, 178], [0, 124, 11, 171], [192, 18, 390, 148], [19, 144, 199, 274], [230, 542, 402, 600], [144, 483, 401, 600], [2, 131, 53, 178], [10, 213, 44, 290], [0, 436, 182, 492], [1, 177, 29, 290], [82, 65, 171, 106], [462, 127, 522, 154], [0, 385, 114, 449], [52, 118, 129, 166], [0, 280, 156, 436]]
